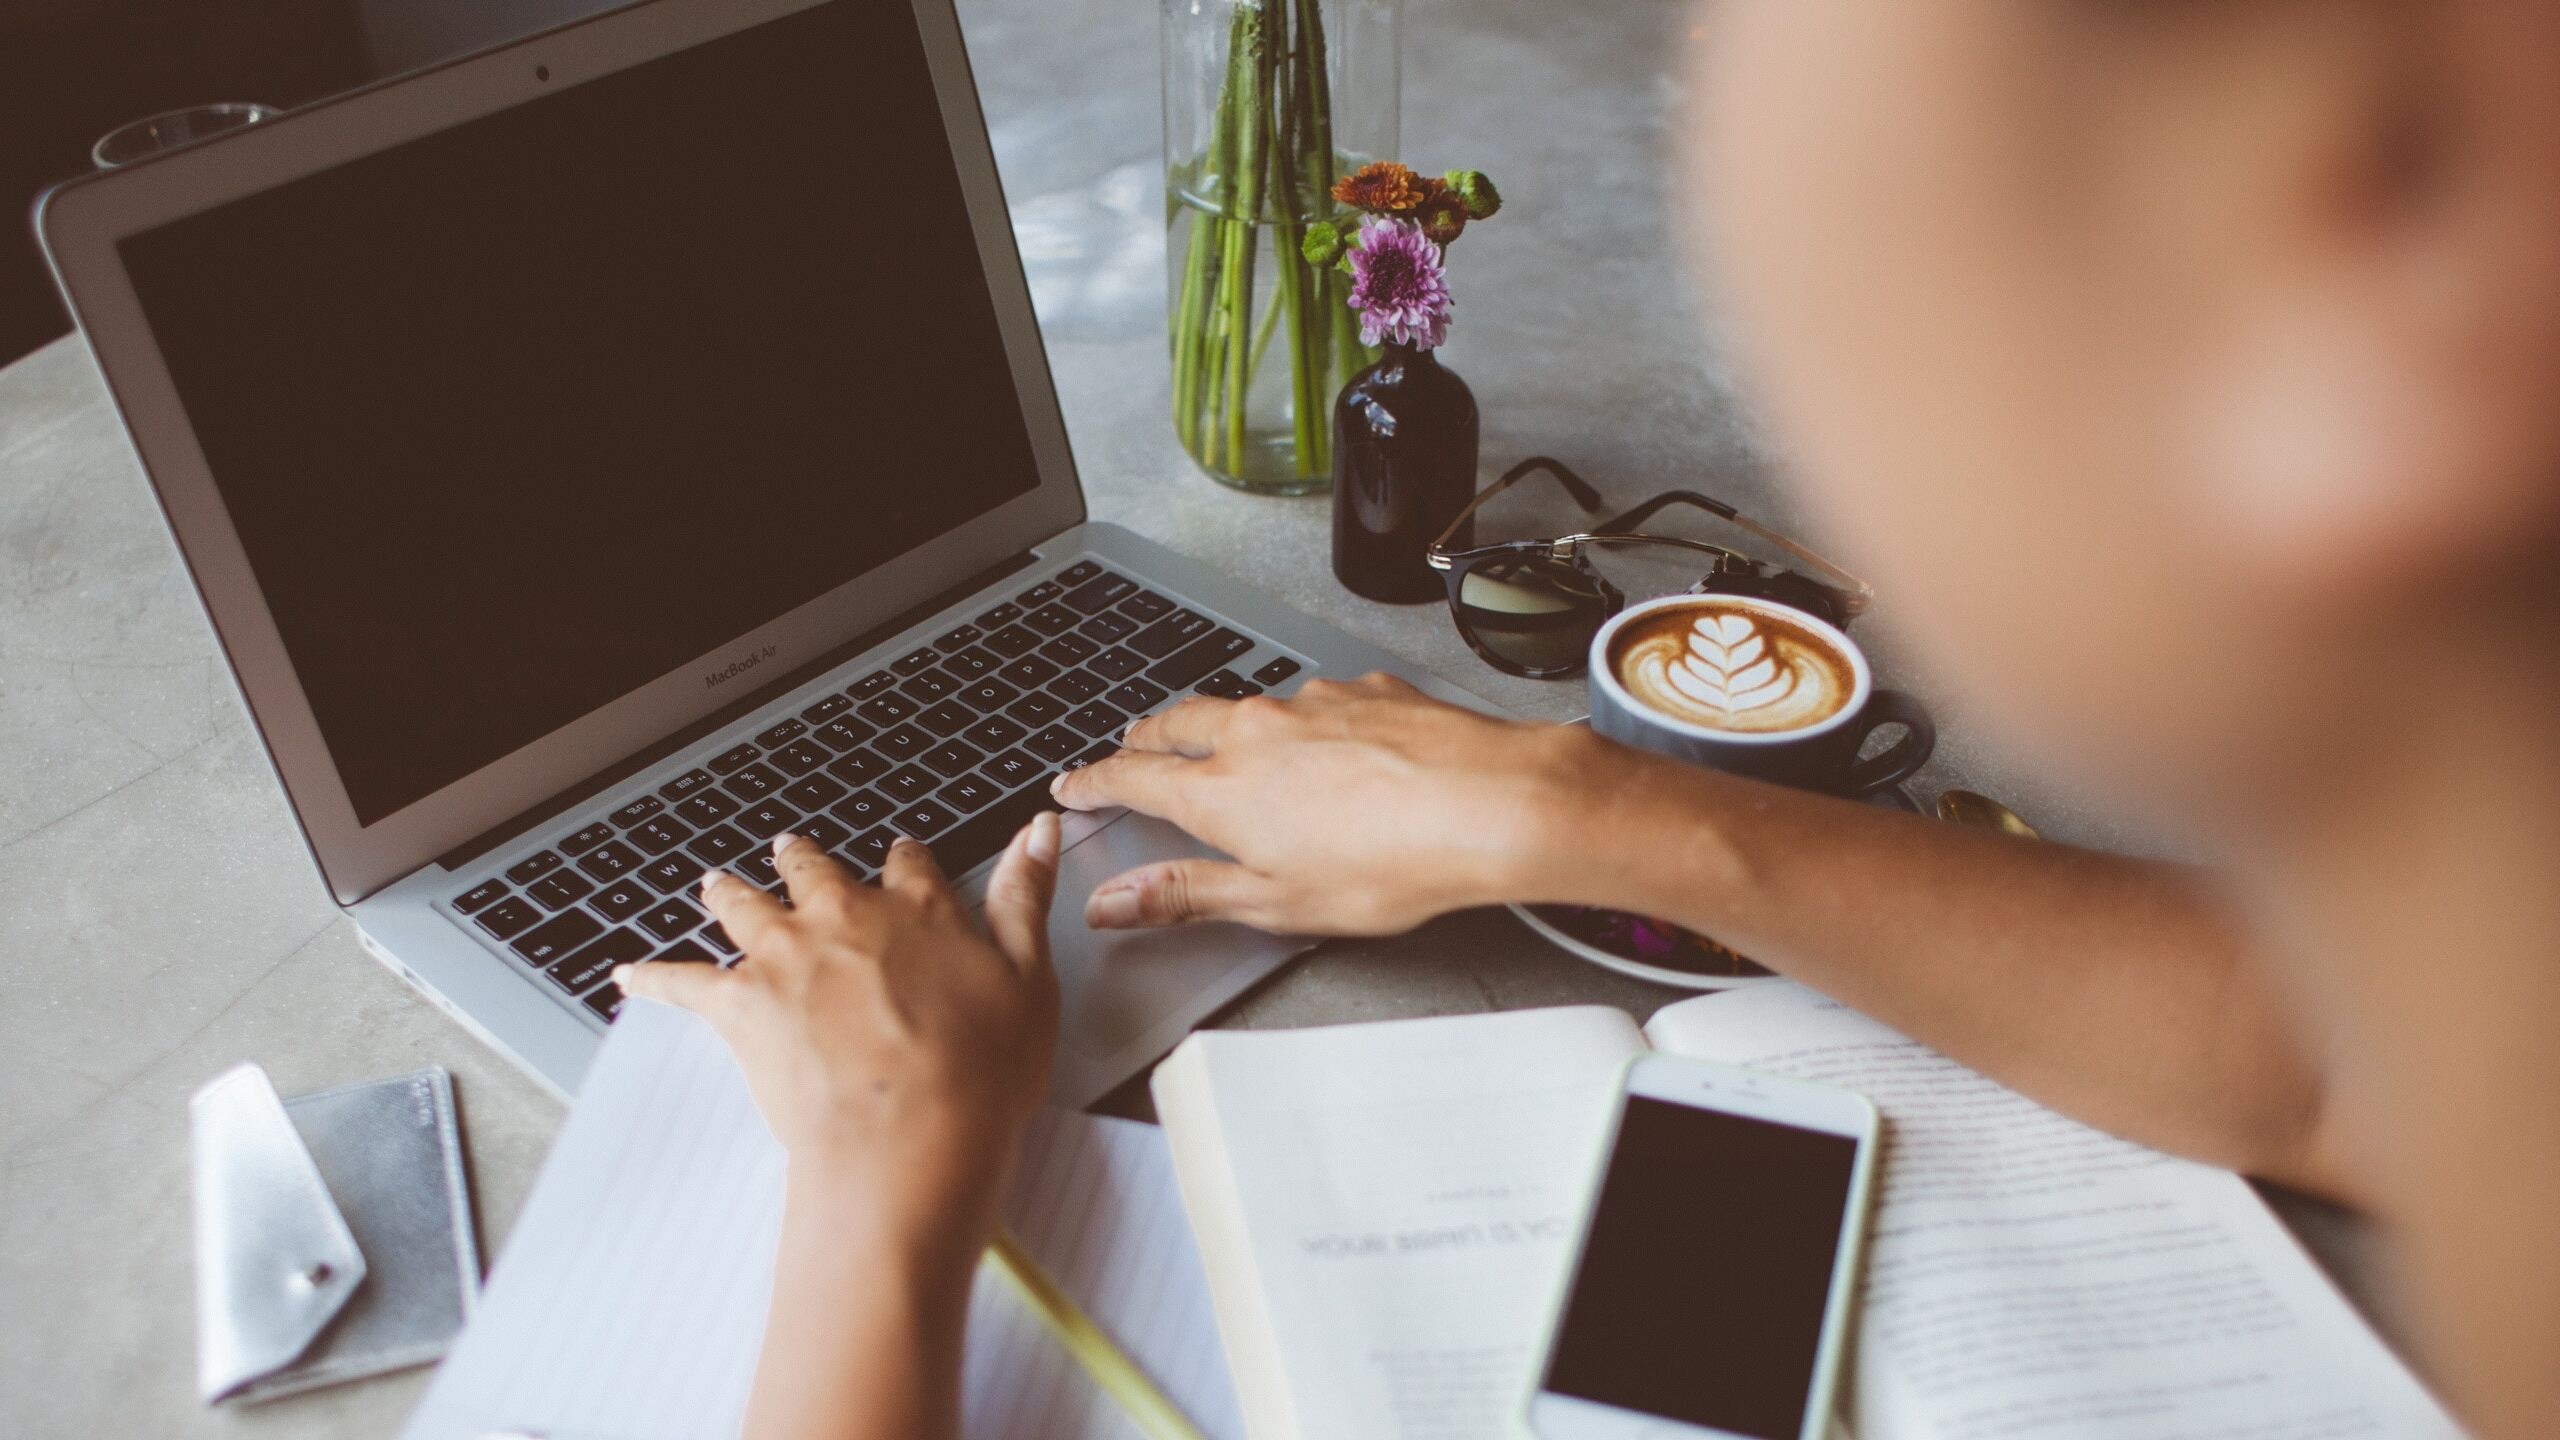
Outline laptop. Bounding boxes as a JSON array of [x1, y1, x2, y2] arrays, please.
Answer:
[[35, 0, 1474, 1107]]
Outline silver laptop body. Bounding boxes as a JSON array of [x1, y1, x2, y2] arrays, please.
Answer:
[[36, 0, 1475, 1106]]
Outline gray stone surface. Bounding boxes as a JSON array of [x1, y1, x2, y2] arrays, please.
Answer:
[[0, 0, 2405, 1434]]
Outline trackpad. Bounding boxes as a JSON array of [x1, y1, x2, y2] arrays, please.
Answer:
[[1037, 811, 1301, 1064]]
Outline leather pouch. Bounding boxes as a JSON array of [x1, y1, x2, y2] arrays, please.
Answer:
[[189, 1064, 479, 1404]]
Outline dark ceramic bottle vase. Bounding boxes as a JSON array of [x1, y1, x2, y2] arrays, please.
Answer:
[[1330, 343, 1479, 603]]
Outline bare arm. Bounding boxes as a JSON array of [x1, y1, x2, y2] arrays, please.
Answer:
[[1053, 677, 2359, 1203]]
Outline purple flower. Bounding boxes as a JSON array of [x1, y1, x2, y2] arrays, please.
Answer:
[[1346, 217, 1453, 350]]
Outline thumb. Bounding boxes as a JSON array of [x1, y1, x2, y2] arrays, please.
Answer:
[[982, 812, 1061, 975], [611, 959, 743, 1020], [1083, 858, 1274, 931]]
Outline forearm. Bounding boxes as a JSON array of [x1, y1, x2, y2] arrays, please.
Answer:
[[1520, 732, 2353, 1199], [741, 1156, 992, 1440]]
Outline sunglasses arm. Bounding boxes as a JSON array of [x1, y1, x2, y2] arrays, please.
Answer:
[[1429, 456, 1605, 560]]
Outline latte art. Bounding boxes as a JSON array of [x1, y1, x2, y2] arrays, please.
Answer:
[[1608, 601, 1857, 735]]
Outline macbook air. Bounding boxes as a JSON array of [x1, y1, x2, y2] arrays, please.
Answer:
[[36, 0, 1475, 1105]]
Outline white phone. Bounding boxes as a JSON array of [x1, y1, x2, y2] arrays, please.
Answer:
[[1525, 1053, 1881, 1440]]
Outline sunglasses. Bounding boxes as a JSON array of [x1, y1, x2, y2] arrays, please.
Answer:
[[1425, 457, 1874, 679]]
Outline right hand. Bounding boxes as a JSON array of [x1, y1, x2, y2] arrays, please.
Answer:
[[1049, 673, 1598, 934]]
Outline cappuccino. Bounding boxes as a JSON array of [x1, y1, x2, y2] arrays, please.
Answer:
[[1605, 598, 1858, 736]]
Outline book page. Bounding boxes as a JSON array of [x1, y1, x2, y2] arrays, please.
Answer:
[[1644, 984, 2462, 1440], [1159, 1006, 1647, 1440], [400, 998, 1242, 1440]]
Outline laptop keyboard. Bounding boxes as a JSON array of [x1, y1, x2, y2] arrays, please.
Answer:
[[442, 559, 1307, 1025]]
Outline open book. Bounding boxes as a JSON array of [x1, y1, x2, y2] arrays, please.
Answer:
[[1152, 983, 2461, 1440]]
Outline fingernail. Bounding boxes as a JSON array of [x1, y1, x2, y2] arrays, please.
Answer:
[[1027, 811, 1060, 866], [773, 832, 803, 856], [1086, 883, 1142, 929], [701, 869, 729, 894], [1048, 771, 1069, 797], [609, 964, 636, 988]]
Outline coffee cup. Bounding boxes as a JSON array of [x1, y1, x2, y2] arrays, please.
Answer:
[[1587, 594, 1934, 797]]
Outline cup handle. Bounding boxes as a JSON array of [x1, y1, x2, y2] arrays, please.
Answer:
[[1842, 690, 1936, 796]]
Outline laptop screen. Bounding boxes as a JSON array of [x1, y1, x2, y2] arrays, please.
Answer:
[[116, 0, 1044, 826]]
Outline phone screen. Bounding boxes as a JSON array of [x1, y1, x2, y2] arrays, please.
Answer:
[[1543, 1095, 1862, 1438]]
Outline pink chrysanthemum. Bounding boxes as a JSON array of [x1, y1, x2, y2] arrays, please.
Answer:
[[1345, 217, 1453, 350]]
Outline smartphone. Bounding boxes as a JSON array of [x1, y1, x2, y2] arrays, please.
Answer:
[[1525, 1054, 1881, 1440]]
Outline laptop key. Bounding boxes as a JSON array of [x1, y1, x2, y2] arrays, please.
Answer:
[[1117, 589, 1175, 623], [638, 854, 695, 894], [921, 738, 985, 778], [1196, 669, 1267, 700], [930, 781, 1068, 878], [1065, 702, 1127, 738], [658, 768, 716, 802], [592, 879, 653, 923], [975, 601, 1023, 628], [549, 928, 648, 994], [880, 765, 940, 804], [474, 895, 541, 940], [701, 920, 741, 957], [454, 879, 509, 914], [708, 743, 761, 775], [831, 789, 894, 829], [512, 909, 604, 967], [686, 824, 755, 867], [984, 624, 1044, 658], [849, 670, 900, 700], [1063, 739, 1122, 773], [1057, 560, 1103, 586], [1039, 632, 1100, 665], [1148, 627, 1255, 689], [889, 800, 958, 841], [1127, 608, 1211, 660], [981, 748, 1043, 788], [583, 982, 625, 1021], [560, 821, 615, 855], [653, 936, 717, 965], [1023, 726, 1085, 764], [740, 849, 784, 890], [1252, 655, 1303, 686], [997, 655, 1061, 689], [1087, 648, 1147, 683], [638, 897, 705, 943], [915, 700, 975, 737], [781, 773, 847, 812], [770, 739, 831, 777], [1078, 611, 1137, 644], [754, 718, 807, 749], [891, 647, 941, 675], [1107, 678, 1171, 713], [857, 691, 920, 725], [1050, 670, 1106, 705], [504, 850, 564, 885], [798, 814, 855, 851], [813, 715, 877, 751], [1062, 571, 1137, 614], [942, 646, 999, 680], [901, 669, 959, 703], [578, 841, 642, 881], [722, 762, 784, 801], [734, 799, 801, 840], [1017, 579, 1065, 606], [957, 677, 1020, 712], [1009, 691, 1069, 726], [608, 795, 664, 828], [963, 714, 1027, 752], [873, 723, 933, 761], [845, 827, 898, 869], [938, 774, 1002, 813], [1025, 604, 1079, 636], [529, 870, 595, 910], [676, 788, 742, 826], [934, 623, 982, 651], [630, 815, 694, 856], [825, 749, 891, 788], [800, 693, 854, 724]]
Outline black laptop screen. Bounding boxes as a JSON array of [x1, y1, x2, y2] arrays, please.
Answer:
[[117, 0, 1046, 825]]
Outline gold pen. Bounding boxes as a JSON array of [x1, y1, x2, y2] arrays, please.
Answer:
[[983, 1228, 1209, 1440]]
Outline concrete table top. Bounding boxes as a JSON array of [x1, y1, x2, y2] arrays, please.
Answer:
[[0, 0, 2412, 1434]]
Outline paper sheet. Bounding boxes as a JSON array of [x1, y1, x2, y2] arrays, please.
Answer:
[[400, 998, 1242, 1440]]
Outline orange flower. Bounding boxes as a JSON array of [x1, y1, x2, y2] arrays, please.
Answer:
[[1333, 161, 1428, 214]]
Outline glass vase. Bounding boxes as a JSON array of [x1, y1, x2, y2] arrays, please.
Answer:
[[1162, 0, 1399, 495]]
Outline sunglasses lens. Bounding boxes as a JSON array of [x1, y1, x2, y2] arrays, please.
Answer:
[[1454, 555, 1615, 673]]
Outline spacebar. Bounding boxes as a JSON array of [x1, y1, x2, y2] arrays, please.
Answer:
[[936, 782, 1067, 877]]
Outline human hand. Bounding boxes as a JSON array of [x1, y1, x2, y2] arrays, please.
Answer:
[[613, 816, 1060, 1247], [1049, 673, 1598, 935]]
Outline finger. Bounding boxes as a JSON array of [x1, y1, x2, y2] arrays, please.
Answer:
[[772, 832, 863, 912], [610, 957, 744, 1019], [699, 868, 790, 955], [982, 811, 1061, 975], [1083, 858, 1276, 930], [1050, 748, 1203, 819], [1119, 696, 1239, 758], [879, 835, 953, 907]]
